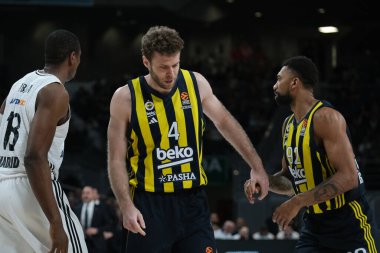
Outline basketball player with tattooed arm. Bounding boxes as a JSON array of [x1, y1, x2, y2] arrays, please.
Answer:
[[0, 30, 87, 253], [245, 56, 379, 252], [107, 25, 269, 253]]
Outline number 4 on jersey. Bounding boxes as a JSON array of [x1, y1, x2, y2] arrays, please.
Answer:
[[168, 122, 179, 140]]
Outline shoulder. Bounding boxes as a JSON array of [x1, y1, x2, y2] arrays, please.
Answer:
[[313, 106, 346, 126], [110, 84, 131, 120], [192, 72, 212, 101], [192, 71, 208, 83], [40, 82, 67, 94], [313, 106, 347, 138], [111, 84, 131, 103], [37, 83, 69, 106], [192, 72, 211, 88]]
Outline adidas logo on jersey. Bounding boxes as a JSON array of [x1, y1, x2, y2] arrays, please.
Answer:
[[149, 117, 158, 124]]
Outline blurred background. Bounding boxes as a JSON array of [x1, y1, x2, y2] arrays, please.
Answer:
[[1, 0, 379, 252]]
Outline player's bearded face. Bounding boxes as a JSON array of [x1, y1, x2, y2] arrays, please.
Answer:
[[274, 67, 294, 105], [275, 90, 292, 105], [150, 67, 177, 89], [149, 52, 180, 90]]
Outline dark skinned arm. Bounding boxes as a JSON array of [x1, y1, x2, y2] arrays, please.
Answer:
[[0, 98, 5, 113], [24, 83, 69, 253], [272, 107, 358, 229], [0, 98, 5, 119]]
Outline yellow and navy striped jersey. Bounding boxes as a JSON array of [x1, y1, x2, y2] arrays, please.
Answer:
[[282, 100, 365, 214], [126, 69, 207, 193]]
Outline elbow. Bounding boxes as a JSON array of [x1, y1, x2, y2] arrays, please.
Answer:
[[24, 153, 43, 172], [213, 112, 230, 130], [24, 155, 36, 171], [351, 177, 359, 189], [345, 173, 359, 191]]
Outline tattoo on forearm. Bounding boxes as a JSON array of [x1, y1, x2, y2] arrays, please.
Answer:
[[314, 183, 339, 202]]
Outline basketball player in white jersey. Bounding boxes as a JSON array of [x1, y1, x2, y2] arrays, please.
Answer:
[[0, 30, 87, 253]]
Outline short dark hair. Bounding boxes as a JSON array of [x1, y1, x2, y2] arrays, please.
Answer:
[[282, 56, 319, 89], [141, 26, 184, 61], [45, 29, 81, 65]]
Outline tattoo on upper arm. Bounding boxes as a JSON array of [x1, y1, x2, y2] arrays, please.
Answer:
[[313, 183, 339, 201]]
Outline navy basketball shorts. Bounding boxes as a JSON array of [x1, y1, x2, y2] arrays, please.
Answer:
[[122, 187, 217, 253], [295, 197, 380, 253]]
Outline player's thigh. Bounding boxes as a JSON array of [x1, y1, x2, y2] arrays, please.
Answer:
[[0, 209, 35, 253], [125, 229, 173, 253], [172, 227, 216, 253], [7, 178, 52, 251], [294, 230, 322, 253]]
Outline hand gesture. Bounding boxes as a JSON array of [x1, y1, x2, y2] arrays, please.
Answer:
[[49, 222, 68, 253], [272, 198, 301, 230], [244, 169, 269, 204], [122, 203, 146, 236]]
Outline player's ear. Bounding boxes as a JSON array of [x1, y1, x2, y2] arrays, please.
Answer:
[[142, 56, 150, 68], [290, 77, 299, 90], [68, 51, 77, 66], [292, 77, 298, 86]]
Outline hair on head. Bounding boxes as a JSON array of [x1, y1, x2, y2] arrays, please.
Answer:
[[45, 29, 81, 65], [282, 56, 319, 89]]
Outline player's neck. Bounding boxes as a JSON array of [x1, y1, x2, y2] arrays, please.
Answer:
[[291, 92, 318, 122], [42, 66, 65, 84]]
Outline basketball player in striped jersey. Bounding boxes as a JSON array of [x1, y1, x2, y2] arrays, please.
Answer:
[[245, 56, 379, 252], [0, 30, 87, 253], [107, 26, 269, 253]]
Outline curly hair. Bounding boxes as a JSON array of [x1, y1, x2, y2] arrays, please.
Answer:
[[141, 26, 184, 61], [282, 56, 319, 89]]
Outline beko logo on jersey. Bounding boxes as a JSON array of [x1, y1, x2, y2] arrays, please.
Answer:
[[10, 98, 26, 105], [156, 146, 194, 169], [289, 166, 306, 184], [156, 146, 193, 160], [159, 172, 196, 183]]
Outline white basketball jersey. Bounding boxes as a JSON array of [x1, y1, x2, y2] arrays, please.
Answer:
[[0, 70, 69, 179]]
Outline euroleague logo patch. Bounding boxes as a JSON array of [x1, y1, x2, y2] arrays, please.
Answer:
[[180, 91, 189, 100], [180, 91, 191, 109], [205, 246, 213, 253]]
